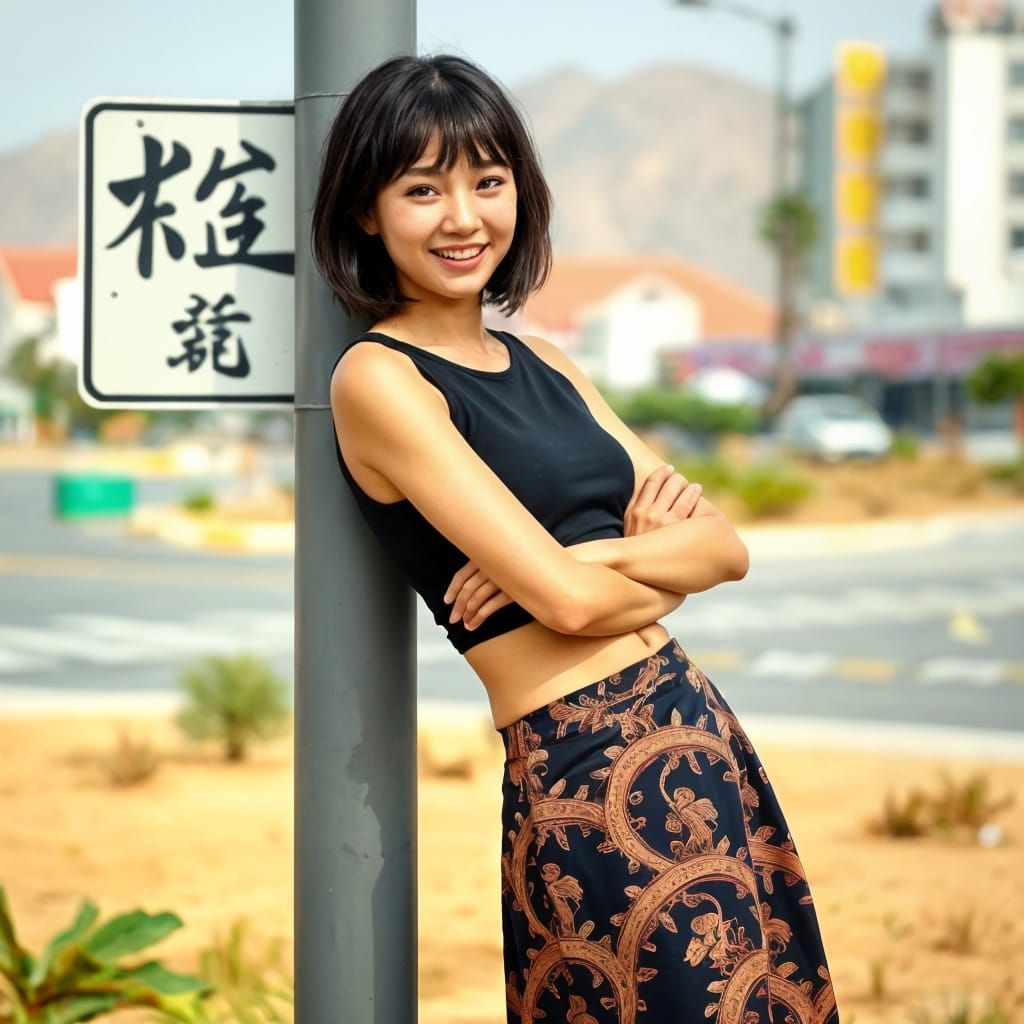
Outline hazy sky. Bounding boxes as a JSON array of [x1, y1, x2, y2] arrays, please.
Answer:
[[2, 0, 937, 155]]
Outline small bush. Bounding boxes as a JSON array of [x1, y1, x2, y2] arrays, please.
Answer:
[[104, 725, 161, 787], [606, 387, 761, 438], [890, 430, 919, 460], [732, 462, 816, 518], [987, 457, 1024, 493], [672, 455, 740, 494], [866, 771, 1014, 841], [181, 489, 216, 513], [866, 789, 931, 838], [928, 771, 1015, 833], [174, 654, 291, 762]]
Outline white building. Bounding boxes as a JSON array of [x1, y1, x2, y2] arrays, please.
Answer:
[[799, 0, 1024, 330]]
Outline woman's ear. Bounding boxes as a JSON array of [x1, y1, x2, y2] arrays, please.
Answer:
[[356, 209, 378, 236]]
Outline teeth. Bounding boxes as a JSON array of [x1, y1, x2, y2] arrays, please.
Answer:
[[436, 246, 483, 260]]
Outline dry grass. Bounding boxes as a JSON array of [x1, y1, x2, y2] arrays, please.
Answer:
[[0, 714, 1022, 1023]]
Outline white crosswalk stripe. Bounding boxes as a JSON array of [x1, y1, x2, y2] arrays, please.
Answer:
[[916, 658, 1008, 687], [747, 650, 836, 680]]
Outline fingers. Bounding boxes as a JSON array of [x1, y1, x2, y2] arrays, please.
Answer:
[[446, 568, 500, 627], [463, 591, 513, 631], [670, 481, 703, 518], [442, 560, 476, 605], [626, 464, 678, 534]]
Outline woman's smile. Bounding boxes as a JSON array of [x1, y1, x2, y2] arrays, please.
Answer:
[[429, 242, 490, 270]]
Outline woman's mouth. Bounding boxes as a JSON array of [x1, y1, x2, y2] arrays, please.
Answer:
[[429, 243, 489, 270]]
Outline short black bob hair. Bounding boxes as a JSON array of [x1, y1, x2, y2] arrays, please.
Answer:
[[310, 53, 553, 322]]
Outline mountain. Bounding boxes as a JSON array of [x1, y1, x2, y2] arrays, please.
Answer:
[[0, 62, 777, 299]]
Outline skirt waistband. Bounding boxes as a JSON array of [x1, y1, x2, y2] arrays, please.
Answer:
[[498, 635, 689, 759]]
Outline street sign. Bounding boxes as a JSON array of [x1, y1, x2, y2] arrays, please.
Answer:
[[80, 98, 294, 407]]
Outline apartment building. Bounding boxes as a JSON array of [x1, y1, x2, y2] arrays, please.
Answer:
[[799, 0, 1024, 331]]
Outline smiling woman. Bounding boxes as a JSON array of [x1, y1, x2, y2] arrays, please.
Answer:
[[309, 53, 840, 1024]]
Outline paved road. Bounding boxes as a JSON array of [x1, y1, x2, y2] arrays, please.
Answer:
[[0, 468, 1021, 735]]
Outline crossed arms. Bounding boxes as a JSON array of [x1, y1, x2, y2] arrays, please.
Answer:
[[331, 333, 749, 639]]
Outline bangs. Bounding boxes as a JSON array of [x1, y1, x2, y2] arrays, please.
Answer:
[[378, 78, 517, 185]]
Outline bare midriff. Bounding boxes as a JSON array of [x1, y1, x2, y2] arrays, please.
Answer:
[[465, 620, 673, 730]]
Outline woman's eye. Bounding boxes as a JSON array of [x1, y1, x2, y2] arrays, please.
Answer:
[[406, 177, 504, 198]]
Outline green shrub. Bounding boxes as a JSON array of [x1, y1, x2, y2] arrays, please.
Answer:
[[890, 430, 919, 460], [604, 387, 760, 437], [987, 457, 1024, 492], [181, 490, 215, 514], [865, 771, 1014, 841], [672, 455, 740, 493], [0, 884, 210, 1022], [174, 655, 291, 763], [732, 463, 815, 518]]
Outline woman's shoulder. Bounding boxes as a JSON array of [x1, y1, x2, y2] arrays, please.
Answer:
[[331, 333, 450, 418]]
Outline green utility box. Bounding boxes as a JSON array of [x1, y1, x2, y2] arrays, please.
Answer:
[[54, 473, 135, 518]]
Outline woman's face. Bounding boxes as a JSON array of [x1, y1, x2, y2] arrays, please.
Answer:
[[358, 134, 517, 307]]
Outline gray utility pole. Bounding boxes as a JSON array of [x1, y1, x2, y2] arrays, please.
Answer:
[[674, 0, 796, 196], [294, 3, 417, 1023]]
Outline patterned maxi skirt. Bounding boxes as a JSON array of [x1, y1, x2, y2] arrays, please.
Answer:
[[497, 635, 839, 1024]]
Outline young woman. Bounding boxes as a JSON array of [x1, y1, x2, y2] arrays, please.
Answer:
[[312, 53, 839, 1024]]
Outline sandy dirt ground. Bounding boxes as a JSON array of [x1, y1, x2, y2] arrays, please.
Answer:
[[0, 713, 1021, 1023]]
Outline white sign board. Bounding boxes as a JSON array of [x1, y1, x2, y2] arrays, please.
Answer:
[[80, 98, 294, 407]]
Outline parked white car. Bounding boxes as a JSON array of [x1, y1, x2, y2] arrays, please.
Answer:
[[772, 394, 893, 463]]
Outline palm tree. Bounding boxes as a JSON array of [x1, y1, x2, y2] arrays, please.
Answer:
[[757, 191, 820, 422]]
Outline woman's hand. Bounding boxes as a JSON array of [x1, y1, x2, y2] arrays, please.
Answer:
[[442, 559, 515, 632], [624, 464, 704, 537]]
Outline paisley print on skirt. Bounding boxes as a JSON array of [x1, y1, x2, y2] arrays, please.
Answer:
[[497, 635, 839, 1024]]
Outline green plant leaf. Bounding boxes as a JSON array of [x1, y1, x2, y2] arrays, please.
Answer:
[[0, 884, 24, 976], [38, 991, 120, 1024], [118, 960, 213, 996], [82, 911, 182, 961], [28, 900, 101, 990]]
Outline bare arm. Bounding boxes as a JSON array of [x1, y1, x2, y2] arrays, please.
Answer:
[[331, 342, 691, 636]]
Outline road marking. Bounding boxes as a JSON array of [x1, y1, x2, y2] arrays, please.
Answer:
[[0, 553, 289, 589], [916, 658, 1007, 687], [833, 657, 896, 683], [747, 650, 835, 680]]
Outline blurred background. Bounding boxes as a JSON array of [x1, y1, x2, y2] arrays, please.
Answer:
[[1, 2, 1022, 1023]]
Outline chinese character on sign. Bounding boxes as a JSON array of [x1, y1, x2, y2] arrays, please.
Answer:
[[106, 135, 293, 281], [167, 292, 252, 378]]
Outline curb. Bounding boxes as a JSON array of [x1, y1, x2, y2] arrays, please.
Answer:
[[127, 506, 293, 554]]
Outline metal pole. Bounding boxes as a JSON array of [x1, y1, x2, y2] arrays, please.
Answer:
[[776, 15, 795, 196], [294, 3, 417, 1023]]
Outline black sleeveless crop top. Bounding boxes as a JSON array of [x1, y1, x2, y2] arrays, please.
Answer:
[[330, 328, 635, 654]]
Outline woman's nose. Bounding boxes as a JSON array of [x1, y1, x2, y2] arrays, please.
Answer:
[[442, 189, 482, 232]]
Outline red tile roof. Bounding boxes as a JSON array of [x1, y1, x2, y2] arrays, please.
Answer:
[[523, 252, 776, 341], [0, 245, 77, 306]]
